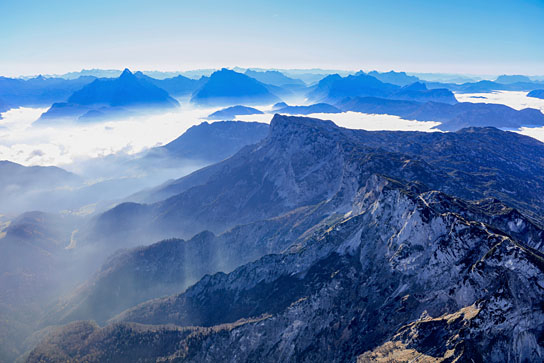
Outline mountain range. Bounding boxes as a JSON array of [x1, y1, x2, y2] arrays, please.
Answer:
[[37, 69, 179, 122], [40, 115, 544, 325], [82, 114, 544, 249], [339, 96, 544, 130], [427, 79, 544, 93], [0, 121, 275, 362], [0, 75, 95, 109], [309, 73, 458, 104], [244, 69, 306, 87], [366, 70, 421, 86], [26, 114, 544, 362], [145, 121, 269, 164], [134, 71, 207, 97], [191, 69, 281, 106], [4, 66, 544, 363], [495, 74, 533, 84]]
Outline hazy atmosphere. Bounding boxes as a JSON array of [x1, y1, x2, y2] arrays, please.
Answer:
[[2, 1, 544, 362]]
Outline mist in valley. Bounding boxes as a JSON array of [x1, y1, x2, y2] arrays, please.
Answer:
[[0, 99, 272, 361]]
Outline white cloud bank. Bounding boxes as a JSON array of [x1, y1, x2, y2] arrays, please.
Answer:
[[455, 91, 544, 112], [2, 91, 544, 169], [0, 104, 216, 167]]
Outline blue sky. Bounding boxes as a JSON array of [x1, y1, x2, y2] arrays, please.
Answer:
[[1, 0, 543, 76]]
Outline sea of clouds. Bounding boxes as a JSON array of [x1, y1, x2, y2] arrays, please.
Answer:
[[1, 91, 544, 170]]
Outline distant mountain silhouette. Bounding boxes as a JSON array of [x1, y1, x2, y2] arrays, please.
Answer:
[[495, 75, 533, 84], [0, 75, 95, 108], [57, 69, 196, 80], [67, 69, 178, 107], [191, 68, 280, 106], [339, 96, 544, 131], [134, 71, 207, 96], [367, 70, 420, 86], [0, 160, 80, 207], [38, 69, 179, 122], [57, 69, 123, 79], [309, 73, 396, 101], [275, 103, 341, 115], [391, 82, 457, 104], [128, 121, 270, 186], [310, 73, 457, 104], [528, 90, 544, 99], [427, 79, 544, 93], [207, 105, 263, 119], [271, 102, 288, 110], [151, 121, 269, 162], [244, 69, 305, 86], [87, 114, 544, 254]]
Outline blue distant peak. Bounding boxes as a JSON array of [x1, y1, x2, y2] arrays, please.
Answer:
[[120, 68, 134, 78]]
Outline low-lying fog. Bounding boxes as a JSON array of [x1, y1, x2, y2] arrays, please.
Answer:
[[455, 91, 544, 112]]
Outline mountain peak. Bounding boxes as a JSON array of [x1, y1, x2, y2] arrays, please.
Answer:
[[191, 69, 280, 106], [120, 68, 133, 78]]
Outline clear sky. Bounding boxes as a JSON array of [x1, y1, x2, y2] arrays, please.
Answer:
[[1, 0, 543, 77]]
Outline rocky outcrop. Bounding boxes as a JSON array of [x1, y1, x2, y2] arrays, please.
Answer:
[[30, 175, 544, 362]]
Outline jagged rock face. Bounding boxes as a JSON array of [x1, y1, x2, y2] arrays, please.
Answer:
[[31, 175, 544, 362]]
